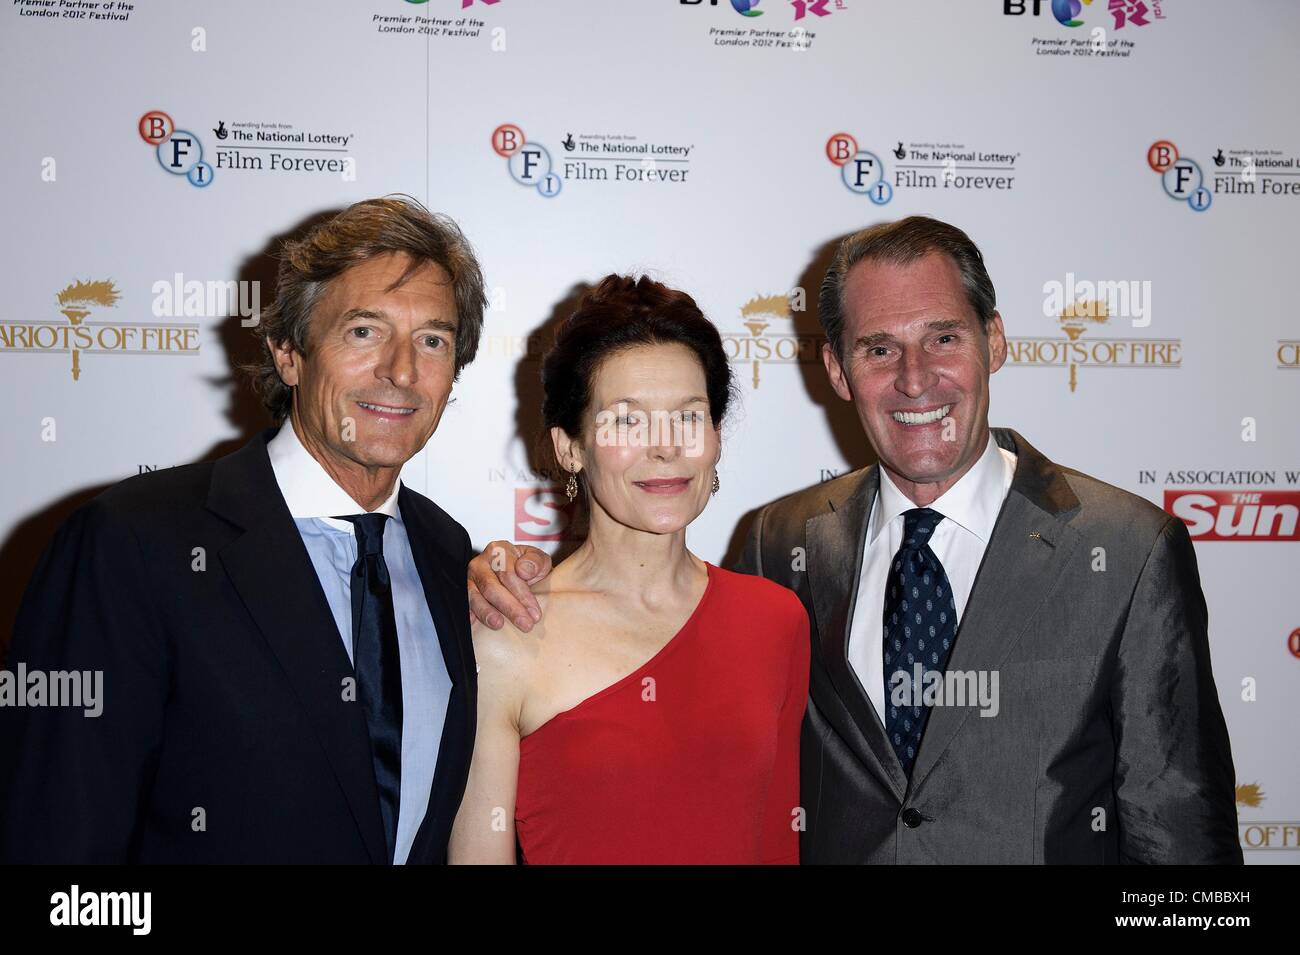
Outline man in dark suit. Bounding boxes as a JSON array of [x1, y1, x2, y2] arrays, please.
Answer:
[[0, 196, 486, 863], [466, 217, 1242, 863]]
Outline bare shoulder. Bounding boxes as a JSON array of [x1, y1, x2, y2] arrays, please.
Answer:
[[473, 576, 586, 666], [470, 592, 561, 706], [472, 597, 548, 667]]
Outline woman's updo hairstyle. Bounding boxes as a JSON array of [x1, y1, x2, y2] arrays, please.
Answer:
[[541, 274, 736, 441]]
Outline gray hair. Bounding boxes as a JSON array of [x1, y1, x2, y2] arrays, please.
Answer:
[[817, 216, 997, 361]]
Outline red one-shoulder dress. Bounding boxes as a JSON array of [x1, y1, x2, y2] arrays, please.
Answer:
[[514, 562, 811, 864]]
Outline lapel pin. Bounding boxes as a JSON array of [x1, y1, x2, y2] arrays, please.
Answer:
[[1028, 531, 1054, 547]]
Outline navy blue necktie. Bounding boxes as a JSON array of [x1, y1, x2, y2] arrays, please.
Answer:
[[337, 513, 403, 863], [882, 507, 958, 777]]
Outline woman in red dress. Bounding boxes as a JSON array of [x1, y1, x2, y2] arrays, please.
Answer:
[[449, 275, 810, 864]]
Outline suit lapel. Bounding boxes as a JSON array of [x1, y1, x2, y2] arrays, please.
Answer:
[[907, 428, 1084, 793], [807, 467, 909, 802], [399, 490, 476, 865], [207, 430, 388, 865]]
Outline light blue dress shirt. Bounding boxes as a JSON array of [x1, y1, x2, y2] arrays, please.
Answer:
[[267, 421, 452, 865]]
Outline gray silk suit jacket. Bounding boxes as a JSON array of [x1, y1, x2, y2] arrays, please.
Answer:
[[735, 428, 1242, 864]]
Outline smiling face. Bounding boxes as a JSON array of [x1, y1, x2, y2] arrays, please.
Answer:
[[270, 251, 460, 499], [553, 342, 721, 536], [821, 252, 1007, 506]]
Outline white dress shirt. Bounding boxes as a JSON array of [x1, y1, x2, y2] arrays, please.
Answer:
[[268, 417, 402, 526], [267, 419, 451, 865], [846, 431, 1017, 722]]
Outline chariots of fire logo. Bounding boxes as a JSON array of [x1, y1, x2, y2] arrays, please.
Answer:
[[0, 279, 200, 381]]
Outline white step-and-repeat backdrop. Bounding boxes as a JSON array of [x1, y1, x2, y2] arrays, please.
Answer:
[[2, 1, 1296, 862]]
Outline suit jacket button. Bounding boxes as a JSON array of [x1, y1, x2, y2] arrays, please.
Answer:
[[901, 808, 923, 829]]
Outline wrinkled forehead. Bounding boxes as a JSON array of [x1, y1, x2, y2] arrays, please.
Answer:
[[841, 253, 977, 335], [313, 254, 457, 328], [326, 253, 452, 304]]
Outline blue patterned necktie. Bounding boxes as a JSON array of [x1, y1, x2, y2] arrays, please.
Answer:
[[336, 513, 403, 863], [882, 507, 958, 777]]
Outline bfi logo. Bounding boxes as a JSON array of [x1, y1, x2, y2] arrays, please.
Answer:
[[139, 110, 214, 188], [491, 123, 562, 198]]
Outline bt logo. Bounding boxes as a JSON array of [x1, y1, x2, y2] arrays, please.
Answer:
[[1051, 0, 1093, 27], [138, 110, 214, 188], [1148, 140, 1212, 212], [826, 132, 892, 205], [680, 0, 763, 14], [1006, 0, 1155, 29]]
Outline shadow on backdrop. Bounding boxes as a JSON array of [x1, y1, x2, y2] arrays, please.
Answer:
[[3, 223, 887, 658], [720, 229, 879, 571], [0, 206, 343, 661], [498, 243, 880, 576]]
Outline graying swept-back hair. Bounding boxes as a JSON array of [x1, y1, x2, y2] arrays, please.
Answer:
[[245, 195, 487, 421], [817, 215, 997, 361]]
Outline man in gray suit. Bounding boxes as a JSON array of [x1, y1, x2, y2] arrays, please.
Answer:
[[467, 216, 1242, 864]]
